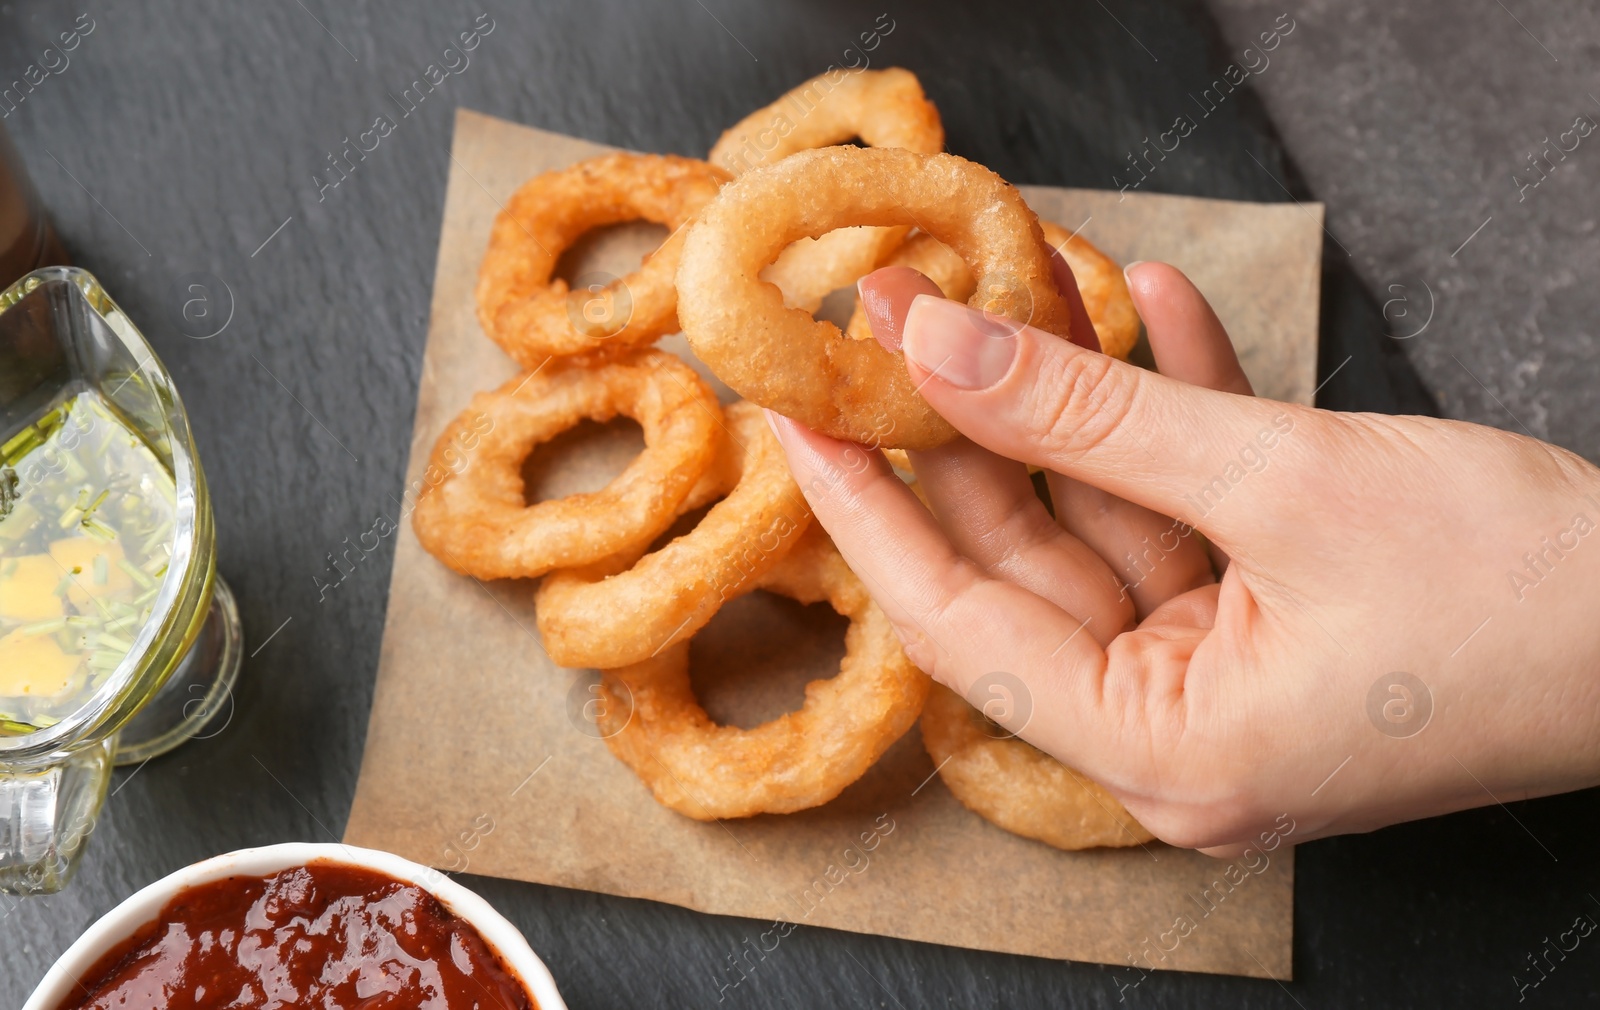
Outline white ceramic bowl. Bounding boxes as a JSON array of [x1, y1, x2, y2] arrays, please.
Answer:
[[23, 842, 566, 1010]]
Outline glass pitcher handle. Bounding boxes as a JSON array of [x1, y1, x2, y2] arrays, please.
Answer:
[[0, 739, 112, 895]]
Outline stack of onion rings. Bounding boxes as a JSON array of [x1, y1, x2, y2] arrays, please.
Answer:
[[412, 349, 721, 579], [677, 147, 1074, 450], [476, 153, 730, 366], [594, 525, 930, 819], [920, 684, 1153, 850], [535, 400, 814, 669], [410, 68, 1151, 848]]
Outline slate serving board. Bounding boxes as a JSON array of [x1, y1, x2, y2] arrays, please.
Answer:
[[4, 1, 1595, 1008]]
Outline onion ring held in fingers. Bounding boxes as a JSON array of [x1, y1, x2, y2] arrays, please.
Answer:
[[677, 147, 1074, 450], [712, 68, 945, 314]]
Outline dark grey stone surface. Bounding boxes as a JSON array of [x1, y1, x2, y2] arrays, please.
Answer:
[[1210, 0, 1600, 456], [0, 1, 1595, 1007]]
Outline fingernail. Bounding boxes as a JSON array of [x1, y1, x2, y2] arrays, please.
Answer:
[[902, 294, 1018, 390], [1122, 260, 1146, 289], [856, 273, 900, 349], [858, 266, 941, 352], [763, 407, 783, 440]]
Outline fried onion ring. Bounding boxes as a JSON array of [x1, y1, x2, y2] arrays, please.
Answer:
[[920, 684, 1154, 850], [536, 401, 813, 669], [677, 147, 1072, 450], [845, 222, 1141, 360], [711, 68, 945, 314], [412, 350, 720, 579], [476, 153, 730, 366], [1044, 221, 1141, 360], [710, 68, 945, 174], [595, 525, 930, 819]]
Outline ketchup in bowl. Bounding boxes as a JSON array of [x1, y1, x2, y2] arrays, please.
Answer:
[[53, 860, 537, 1010]]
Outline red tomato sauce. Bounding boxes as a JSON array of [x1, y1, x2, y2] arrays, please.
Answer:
[[53, 860, 536, 1010]]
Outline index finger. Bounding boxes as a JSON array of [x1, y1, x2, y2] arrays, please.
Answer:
[[765, 411, 1112, 714], [1130, 262, 1253, 395]]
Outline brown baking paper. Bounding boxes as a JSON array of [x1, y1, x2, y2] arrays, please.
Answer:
[[344, 108, 1321, 982]]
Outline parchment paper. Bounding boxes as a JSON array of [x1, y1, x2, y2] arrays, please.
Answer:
[[344, 108, 1321, 981]]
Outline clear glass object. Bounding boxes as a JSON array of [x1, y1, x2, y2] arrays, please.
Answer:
[[0, 267, 242, 894]]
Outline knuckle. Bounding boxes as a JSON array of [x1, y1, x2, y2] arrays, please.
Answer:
[[899, 558, 993, 680], [1139, 810, 1224, 850], [890, 620, 941, 676], [915, 558, 983, 634], [979, 487, 1053, 564], [1136, 802, 1257, 851], [1029, 349, 1138, 465]]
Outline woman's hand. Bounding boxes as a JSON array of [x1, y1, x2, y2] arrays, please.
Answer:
[[768, 258, 1600, 854]]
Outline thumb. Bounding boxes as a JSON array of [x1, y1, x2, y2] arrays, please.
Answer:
[[901, 290, 1308, 543]]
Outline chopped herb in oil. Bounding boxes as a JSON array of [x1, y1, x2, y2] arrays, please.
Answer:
[[0, 391, 177, 734]]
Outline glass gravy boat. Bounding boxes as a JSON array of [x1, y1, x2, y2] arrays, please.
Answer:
[[0, 267, 241, 894]]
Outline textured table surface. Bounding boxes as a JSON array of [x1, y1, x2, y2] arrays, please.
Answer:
[[1, 1, 1596, 1007]]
